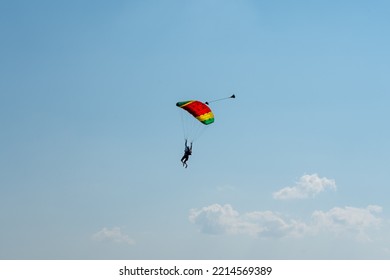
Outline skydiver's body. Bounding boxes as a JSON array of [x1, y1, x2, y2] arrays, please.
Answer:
[[181, 139, 192, 168]]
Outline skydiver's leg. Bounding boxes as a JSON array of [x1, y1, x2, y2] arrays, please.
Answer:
[[182, 156, 188, 167], [181, 155, 186, 166]]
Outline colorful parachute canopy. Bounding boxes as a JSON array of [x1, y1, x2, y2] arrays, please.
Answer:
[[176, 100, 214, 125]]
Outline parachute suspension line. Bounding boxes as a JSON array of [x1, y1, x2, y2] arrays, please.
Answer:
[[191, 125, 208, 143], [180, 109, 208, 143], [188, 121, 205, 143], [180, 110, 188, 140], [180, 113, 185, 139], [205, 94, 235, 105]]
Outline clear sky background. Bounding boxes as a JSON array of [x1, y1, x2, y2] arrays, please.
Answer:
[[1, 0, 390, 259]]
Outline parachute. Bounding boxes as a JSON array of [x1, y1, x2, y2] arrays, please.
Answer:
[[176, 100, 214, 125], [176, 100, 214, 142], [176, 95, 235, 142]]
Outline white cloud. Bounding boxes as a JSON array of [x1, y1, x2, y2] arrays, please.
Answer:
[[311, 205, 383, 241], [189, 204, 250, 235], [273, 173, 336, 200], [243, 211, 310, 238], [189, 204, 383, 241], [92, 227, 135, 246], [189, 204, 309, 238]]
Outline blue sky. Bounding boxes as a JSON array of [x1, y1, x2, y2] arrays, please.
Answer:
[[1, 0, 390, 259]]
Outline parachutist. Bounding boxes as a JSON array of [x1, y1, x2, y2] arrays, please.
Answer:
[[176, 97, 234, 167], [181, 139, 192, 168]]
